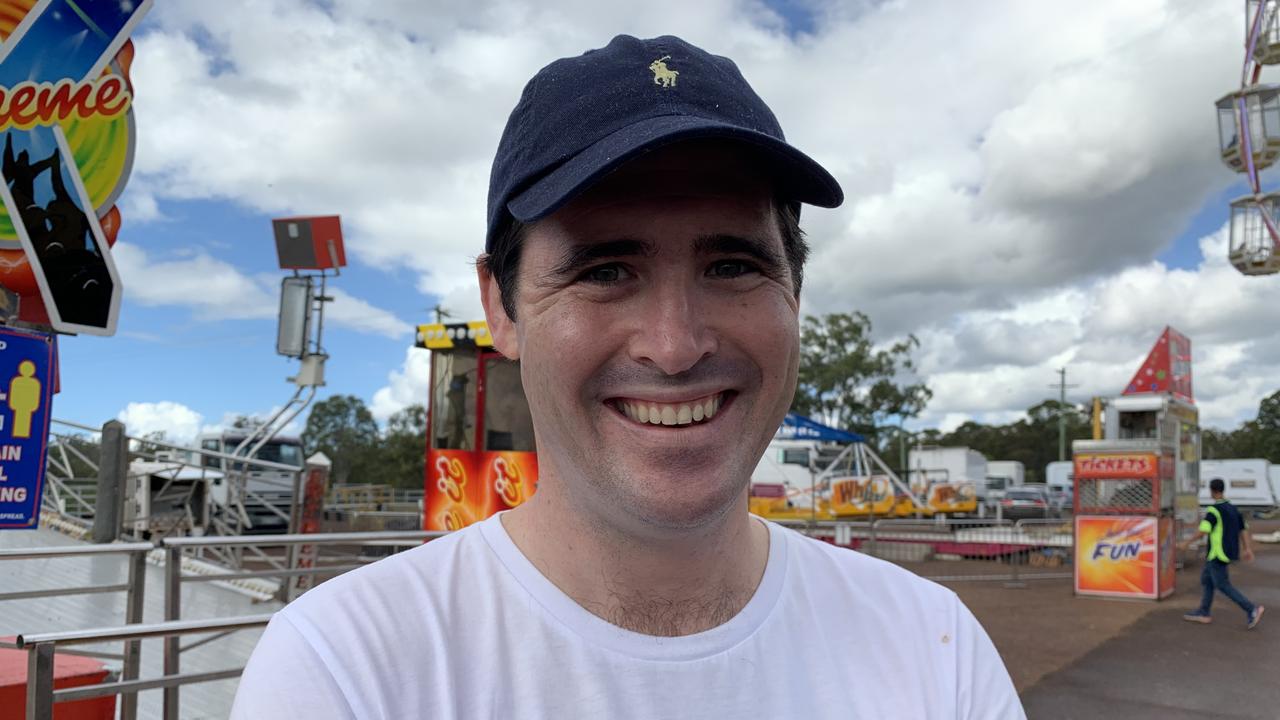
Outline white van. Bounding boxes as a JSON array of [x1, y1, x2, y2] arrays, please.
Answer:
[[1200, 459, 1277, 509]]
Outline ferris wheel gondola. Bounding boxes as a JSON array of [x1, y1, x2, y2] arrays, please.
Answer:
[[1215, 2, 1280, 275], [1248, 1, 1280, 65], [1229, 193, 1280, 274]]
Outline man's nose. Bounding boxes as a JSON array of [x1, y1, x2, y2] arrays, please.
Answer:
[[628, 280, 717, 375]]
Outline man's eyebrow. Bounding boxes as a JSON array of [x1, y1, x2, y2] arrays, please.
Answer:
[[693, 234, 786, 271], [548, 238, 655, 277]]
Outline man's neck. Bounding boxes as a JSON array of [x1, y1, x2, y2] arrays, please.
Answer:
[[500, 488, 770, 637]]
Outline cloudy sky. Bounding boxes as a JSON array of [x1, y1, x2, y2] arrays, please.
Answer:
[[47, 0, 1279, 444]]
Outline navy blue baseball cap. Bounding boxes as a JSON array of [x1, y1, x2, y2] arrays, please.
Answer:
[[486, 34, 844, 251]]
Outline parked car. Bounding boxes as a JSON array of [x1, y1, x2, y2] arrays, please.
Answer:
[[999, 487, 1059, 521], [1046, 487, 1072, 515]]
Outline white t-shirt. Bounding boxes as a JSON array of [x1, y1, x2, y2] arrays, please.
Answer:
[[232, 514, 1023, 719]]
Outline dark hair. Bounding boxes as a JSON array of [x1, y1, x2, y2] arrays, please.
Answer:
[[1209, 478, 1225, 494], [479, 200, 808, 322]]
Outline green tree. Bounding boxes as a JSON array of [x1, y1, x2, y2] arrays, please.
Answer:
[[1203, 389, 1280, 463], [380, 404, 428, 490], [791, 312, 932, 444], [302, 395, 381, 484], [941, 400, 1092, 482]]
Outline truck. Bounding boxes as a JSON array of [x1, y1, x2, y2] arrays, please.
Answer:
[[985, 460, 1026, 501], [1199, 459, 1277, 510], [197, 432, 305, 533]]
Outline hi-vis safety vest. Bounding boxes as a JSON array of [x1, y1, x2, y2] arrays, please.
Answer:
[[1199, 505, 1230, 563]]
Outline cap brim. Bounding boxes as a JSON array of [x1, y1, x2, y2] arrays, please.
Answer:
[[506, 114, 844, 224]]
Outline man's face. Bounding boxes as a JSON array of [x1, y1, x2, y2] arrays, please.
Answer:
[[482, 144, 800, 535]]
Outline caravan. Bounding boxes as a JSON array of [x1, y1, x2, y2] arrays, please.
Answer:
[[1199, 459, 1278, 509]]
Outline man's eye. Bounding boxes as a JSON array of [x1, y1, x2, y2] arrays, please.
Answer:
[[708, 260, 757, 279], [582, 264, 627, 283]]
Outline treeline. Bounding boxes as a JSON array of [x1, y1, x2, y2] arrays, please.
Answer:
[[1202, 390, 1280, 463], [301, 395, 427, 489]]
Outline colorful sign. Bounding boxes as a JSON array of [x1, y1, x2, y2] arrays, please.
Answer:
[[0, 325, 52, 528], [828, 476, 894, 516], [424, 449, 538, 531], [0, 0, 152, 334], [1075, 516, 1161, 599], [926, 482, 978, 514], [1123, 326, 1193, 402], [1074, 453, 1158, 479]]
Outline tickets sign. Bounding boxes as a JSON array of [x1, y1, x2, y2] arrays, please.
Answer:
[[1074, 453, 1158, 479], [0, 325, 52, 528], [1075, 516, 1167, 599], [424, 449, 538, 531]]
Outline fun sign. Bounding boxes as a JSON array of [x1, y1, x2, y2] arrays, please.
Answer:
[[1074, 516, 1174, 600], [0, 0, 152, 335]]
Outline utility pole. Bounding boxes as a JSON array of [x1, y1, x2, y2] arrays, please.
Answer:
[[1050, 368, 1080, 462]]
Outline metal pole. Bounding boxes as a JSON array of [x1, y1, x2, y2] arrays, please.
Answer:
[[163, 545, 182, 718], [120, 548, 147, 720], [92, 420, 128, 543], [26, 642, 54, 720], [1058, 368, 1067, 463]]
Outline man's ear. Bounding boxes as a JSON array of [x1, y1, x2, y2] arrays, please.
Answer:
[[478, 259, 519, 360]]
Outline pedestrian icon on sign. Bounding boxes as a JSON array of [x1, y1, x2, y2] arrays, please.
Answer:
[[8, 360, 41, 439]]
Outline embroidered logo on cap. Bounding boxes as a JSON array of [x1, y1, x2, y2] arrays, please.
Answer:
[[649, 56, 679, 87]]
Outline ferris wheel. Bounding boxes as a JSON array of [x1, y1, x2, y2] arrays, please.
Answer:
[[1216, 0, 1280, 275]]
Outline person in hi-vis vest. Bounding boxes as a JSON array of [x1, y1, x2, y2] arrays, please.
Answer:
[[1181, 477, 1264, 629]]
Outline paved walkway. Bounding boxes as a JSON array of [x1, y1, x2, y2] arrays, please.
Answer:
[[944, 521, 1280, 719]]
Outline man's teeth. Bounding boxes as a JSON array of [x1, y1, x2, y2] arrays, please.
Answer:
[[619, 395, 722, 426]]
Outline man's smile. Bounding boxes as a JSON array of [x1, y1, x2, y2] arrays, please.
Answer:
[[609, 391, 733, 427]]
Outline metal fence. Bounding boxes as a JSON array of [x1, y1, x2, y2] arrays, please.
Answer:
[[15, 614, 273, 720], [780, 516, 1075, 584], [0, 542, 152, 719], [5, 529, 443, 719]]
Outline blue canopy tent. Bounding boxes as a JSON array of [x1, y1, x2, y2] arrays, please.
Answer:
[[778, 413, 864, 444]]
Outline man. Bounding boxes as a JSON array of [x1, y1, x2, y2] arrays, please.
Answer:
[[233, 34, 1022, 718], [1182, 478, 1264, 629]]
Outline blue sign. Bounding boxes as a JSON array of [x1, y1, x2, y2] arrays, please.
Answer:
[[0, 326, 53, 529]]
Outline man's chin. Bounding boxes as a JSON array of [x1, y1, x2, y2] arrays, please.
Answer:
[[615, 478, 749, 536]]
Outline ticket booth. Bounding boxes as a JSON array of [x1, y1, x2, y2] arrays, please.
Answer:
[[1072, 440, 1177, 600], [416, 322, 537, 531]]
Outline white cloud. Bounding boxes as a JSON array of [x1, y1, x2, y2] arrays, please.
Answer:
[[325, 288, 411, 341], [370, 347, 431, 422], [129, 0, 1280, 433], [112, 242, 410, 339], [113, 241, 276, 320], [118, 401, 203, 444]]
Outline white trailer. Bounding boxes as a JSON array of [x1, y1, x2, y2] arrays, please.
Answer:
[[908, 446, 989, 497], [1045, 461, 1074, 494], [1272, 466, 1280, 510], [752, 439, 819, 509], [1199, 459, 1277, 509]]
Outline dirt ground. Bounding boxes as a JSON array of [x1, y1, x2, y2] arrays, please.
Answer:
[[934, 519, 1280, 718]]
